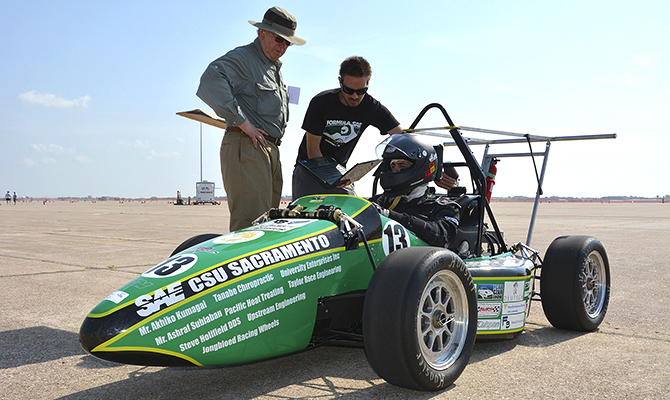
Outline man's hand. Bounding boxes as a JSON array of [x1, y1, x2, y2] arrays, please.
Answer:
[[239, 120, 269, 149], [336, 179, 351, 188], [436, 174, 457, 191]]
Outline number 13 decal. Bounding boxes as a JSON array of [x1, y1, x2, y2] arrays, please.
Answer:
[[382, 220, 411, 255]]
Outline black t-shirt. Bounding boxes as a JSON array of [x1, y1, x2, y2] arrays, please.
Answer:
[[296, 89, 400, 166]]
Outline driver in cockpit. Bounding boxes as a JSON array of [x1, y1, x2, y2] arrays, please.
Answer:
[[369, 134, 460, 248]]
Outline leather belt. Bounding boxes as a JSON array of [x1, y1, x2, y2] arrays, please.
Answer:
[[225, 126, 281, 146]]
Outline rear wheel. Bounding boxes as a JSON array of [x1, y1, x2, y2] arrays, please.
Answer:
[[363, 247, 477, 391], [170, 233, 221, 256], [541, 235, 610, 331]]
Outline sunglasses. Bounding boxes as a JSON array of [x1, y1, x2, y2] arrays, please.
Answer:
[[340, 82, 369, 96], [269, 31, 292, 46]]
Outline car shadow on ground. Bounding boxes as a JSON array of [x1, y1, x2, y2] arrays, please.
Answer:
[[66, 347, 432, 400], [469, 322, 588, 364], [0, 326, 85, 369], [61, 323, 588, 399]]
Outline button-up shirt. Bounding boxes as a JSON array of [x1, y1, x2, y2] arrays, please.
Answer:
[[197, 38, 288, 139]]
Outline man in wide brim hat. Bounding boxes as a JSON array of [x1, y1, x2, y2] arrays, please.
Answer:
[[197, 6, 305, 232], [248, 6, 306, 46]]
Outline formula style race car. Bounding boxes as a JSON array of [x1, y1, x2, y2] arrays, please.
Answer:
[[80, 104, 614, 391]]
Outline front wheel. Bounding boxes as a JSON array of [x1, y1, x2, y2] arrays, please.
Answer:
[[363, 247, 477, 391], [541, 235, 610, 331], [170, 233, 222, 257]]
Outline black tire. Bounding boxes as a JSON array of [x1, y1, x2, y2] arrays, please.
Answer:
[[170, 233, 221, 257], [363, 247, 477, 391], [541, 235, 610, 331]]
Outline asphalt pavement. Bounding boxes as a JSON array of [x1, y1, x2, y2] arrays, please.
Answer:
[[1, 200, 668, 399]]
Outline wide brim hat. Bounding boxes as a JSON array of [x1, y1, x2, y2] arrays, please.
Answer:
[[249, 6, 306, 46]]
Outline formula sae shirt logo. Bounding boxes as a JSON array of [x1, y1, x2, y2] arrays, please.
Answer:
[[323, 119, 362, 146]]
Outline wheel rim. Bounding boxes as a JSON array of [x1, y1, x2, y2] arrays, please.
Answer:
[[417, 270, 470, 371], [580, 250, 607, 319]]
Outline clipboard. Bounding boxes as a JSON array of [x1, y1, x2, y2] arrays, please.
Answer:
[[298, 157, 381, 187], [176, 109, 227, 130]]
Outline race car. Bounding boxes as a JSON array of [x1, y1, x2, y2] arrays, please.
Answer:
[[80, 104, 613, 391]]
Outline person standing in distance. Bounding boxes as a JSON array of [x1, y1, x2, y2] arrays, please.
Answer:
[[291, 56, 403, 200], [197, 6, 305, 232]]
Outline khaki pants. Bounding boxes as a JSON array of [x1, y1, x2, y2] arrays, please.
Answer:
[[220, 131, 282, 232]]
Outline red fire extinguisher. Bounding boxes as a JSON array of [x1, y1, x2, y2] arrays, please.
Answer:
[[485, 159, 498, 202]]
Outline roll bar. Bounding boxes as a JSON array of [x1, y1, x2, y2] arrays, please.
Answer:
[[403, 103, 616, 248]]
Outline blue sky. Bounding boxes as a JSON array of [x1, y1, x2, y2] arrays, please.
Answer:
[[1, 1, 668, 199]]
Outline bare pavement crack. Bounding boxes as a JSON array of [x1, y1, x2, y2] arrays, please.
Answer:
[[0, 253, 149, 278]]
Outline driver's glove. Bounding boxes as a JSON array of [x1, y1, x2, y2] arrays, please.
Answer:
[[371, 202, 390, 218]]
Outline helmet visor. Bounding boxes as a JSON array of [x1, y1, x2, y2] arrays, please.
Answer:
[[389, 159, 413, 172]]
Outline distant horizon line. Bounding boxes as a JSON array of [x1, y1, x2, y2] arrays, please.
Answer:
[[6, 195, 669, 202]]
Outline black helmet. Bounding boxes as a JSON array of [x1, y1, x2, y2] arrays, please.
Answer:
[[377, 134, 442, 196]]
